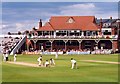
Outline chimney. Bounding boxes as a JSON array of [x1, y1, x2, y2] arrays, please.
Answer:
[[39, 19, 42, 29], [100, 18, 103, 27], [110, 16, 112, 20], [100, 18, 102, 22]]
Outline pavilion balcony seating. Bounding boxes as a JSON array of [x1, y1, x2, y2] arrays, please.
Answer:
[[91, 49, 112, 54], [28, 35, 118, 40], [31, 49, 113, 55]]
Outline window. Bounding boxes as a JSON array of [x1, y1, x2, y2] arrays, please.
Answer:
[[101, 43, 105, 47], [86, 31, 92, 36], [46, 42, 51, 46], [45, 42, 51, 48], [103, 30, 111, 35], [67, 41, 78, 46], [92, 31, 96, 35], [56, 40, 64, 45], [84, 41, 92, 49], [67, 17, 74, 23]]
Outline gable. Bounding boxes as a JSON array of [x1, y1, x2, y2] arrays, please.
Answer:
[[67, 17, 75, 23]]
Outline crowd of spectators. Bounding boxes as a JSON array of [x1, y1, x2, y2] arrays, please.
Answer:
[[0, 36, 21, 54], [24, 48, 116, 55]]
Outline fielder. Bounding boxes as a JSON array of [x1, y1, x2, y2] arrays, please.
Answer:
[[50, 58, 55, 65], [45, 60, 50, 67], [71, 58, 77, 69], [3, 49, 6, 61], [37, 56, 42, 66], [6, 49, 9, 61], [55, 52, 58, 59], [14, 54, 17, 62], [3, 53, 6, 62]]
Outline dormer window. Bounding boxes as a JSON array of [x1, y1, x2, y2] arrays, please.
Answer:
[[67, 17, 75, 23]]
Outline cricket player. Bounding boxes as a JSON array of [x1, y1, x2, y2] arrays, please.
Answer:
[[37, 56, 42, 66], [45, 60, 50, 67], [5, 49, 9, 61], [3, 53, 6, 62], [14, 54, 17, 62], [71, 58, 77, 69], [50, 58, 55, 65], [55, 52, 58, 59], [3, 49, 6, 61]]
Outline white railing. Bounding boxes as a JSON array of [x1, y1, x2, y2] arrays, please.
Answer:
[[10, 35, 26, 55], [0, 35, 24, 38], [29, 35, 118, 39]]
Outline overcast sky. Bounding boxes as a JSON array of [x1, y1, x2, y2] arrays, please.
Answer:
[[1, 2, 118, 34]]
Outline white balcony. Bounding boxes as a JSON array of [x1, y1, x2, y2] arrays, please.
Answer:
[[28, 35, 118, 40]]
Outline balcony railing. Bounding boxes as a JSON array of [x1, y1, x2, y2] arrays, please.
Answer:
[[28, 35, 118, 40]]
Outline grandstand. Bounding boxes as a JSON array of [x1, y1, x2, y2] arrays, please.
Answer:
[[0, 35, 26, 55]]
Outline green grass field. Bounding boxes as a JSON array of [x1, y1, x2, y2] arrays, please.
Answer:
[[2, 54, 119, 82]]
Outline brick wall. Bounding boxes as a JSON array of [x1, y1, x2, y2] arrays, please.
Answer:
[[111, 28, 115, 35], [112, 41, 118, 50]]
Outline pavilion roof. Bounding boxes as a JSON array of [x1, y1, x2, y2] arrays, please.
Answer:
[[37, 16, 99, 31]]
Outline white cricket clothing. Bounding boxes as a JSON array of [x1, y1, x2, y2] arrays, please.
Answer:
[[45, 61, 49, 67], [6, 54, 8, 57], [37, 58, 40, 61], [14, 54, 17, 62], [39, 57, 42, 60], [71, 59, 76, 64], [55, 52, 58, 59], [50, 59, 55, 65], [38, 60, 42, 66], [37, 57, 42, 62], [37, 57, 42, 66], [6, 50, 9, 54], [3, 54, 6, 61], [71, 59, 77, 69], [45, 61, 49, 65]]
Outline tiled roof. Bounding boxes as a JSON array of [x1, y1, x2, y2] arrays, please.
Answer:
[[83, 23, 99, 31], [106, 19, 117, 23], [38, 16, 99, 31], [96, 19, 109, 24], [37, 22, 54, 31], [96, 19, 117, 24]]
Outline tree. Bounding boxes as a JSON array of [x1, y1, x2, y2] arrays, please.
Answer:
[[32, 27, 37, 31], [18, 31, 21, 35], [25, 30, 29, 34], [8, 32, 11, 35]]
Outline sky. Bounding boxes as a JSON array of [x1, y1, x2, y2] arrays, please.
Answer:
[[1, 2, 119, 34]]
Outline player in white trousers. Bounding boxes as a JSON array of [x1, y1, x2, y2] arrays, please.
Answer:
[[55, 52, 58, 59], [71, 58, 77, 69], [5, 49, 9, 61], [3, 53, 6, 62], [2, 49, 6, 62], [45, 60, 50, 67], [14, 54, 17, 62], [50, 58, 55, 66], [37, 56, 42, 66]]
